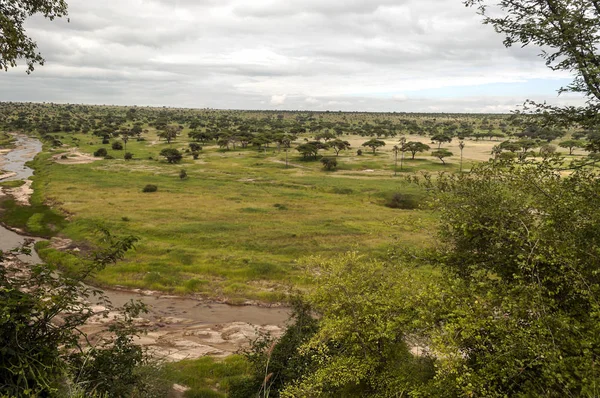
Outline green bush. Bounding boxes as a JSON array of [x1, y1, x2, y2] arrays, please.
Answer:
[[142, 184, 158, 193], [112, 141, 123, 150], [385, 192, 420, 209], [93, 148, 107, 157], [124, 152, 134, 160], [160, 148, 183, 164]]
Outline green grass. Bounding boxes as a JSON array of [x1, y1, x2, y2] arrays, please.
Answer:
[[6, 131, 443, 302], [0, 180, 25, 188], [162, 356, 251, 397], [0, 131, 14, 148]]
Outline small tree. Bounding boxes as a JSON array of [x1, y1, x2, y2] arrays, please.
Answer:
[[296, 143, 322, 159], [362, 138, 386, 154], [431, 149, 453, 164], [121, 132, 130, 150], [94, 148, 108, 157], [124, 152, 133, 160], [405, 141, 430, 159], [321, 157, 338, 171], [159, 148, 182, 164], [328, 139, 351, 156], [398, 137, 407, 171], [431, 133, 452, 148], [393, 145, 400, 176], [189, 142, 202, 152], [559, 139, 585, 155], [158, 125, 178, 145], [539, 144, 557, 158]]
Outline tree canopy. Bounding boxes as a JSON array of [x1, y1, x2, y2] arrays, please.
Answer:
[[0, 0, 69, 73], [465, 0, 600, 129]]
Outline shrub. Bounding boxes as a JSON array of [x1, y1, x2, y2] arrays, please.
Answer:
[[321, 157, 338, 171], [112, 141, 123, 150], [159, 148, 183, 164], [179, 169, 188, 179], [192, 151, 200, 160], [385, 192, 421, 209], [124, 152, 134, 160], [60, 154, 68, 159], [142, 184, 158, 193], [539, 144, 557, 157], [102, 137, 110, 144], [357, 149, 363, 156], [332, 187, 353, 195], [189, 142, 202, 152], [104, 155, 115, 160], [93, 148, 107, 157]]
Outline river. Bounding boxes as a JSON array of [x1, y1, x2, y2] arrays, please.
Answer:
[[0, 134, 289, 360]]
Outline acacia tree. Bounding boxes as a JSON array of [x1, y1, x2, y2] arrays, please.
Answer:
[[159, 148, 182, 163], [158, 125, 178, 145], [430, 133, 452, 149], [361, 138, 385, 154], [1, 0, 69, 73], [328, 139, 351, 156], [405, 141, 430, 159], [559, 139, 585, 155], [431, 148, 453, 164]]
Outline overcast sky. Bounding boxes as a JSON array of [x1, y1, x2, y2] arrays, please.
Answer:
[[0, 0, 587, 112]]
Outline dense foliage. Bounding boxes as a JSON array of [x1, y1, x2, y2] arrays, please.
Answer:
[[238, 160, 600, 397], [0, 231, 167, 397]]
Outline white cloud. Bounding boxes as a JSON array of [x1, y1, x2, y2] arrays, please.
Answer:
[[270, 94, 287, 106], [0, 0, 584, 112]]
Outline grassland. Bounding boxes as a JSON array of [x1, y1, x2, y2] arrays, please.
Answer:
[[29, 130, 444, 302], [2, 105, 589, 302]]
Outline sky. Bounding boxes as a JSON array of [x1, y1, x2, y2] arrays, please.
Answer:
[[0, 0, 588, 112]]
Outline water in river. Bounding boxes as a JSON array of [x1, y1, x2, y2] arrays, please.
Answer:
[[0, 135, 42, 181]]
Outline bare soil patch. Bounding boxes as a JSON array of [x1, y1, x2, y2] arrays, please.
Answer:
[[53, 149, 99, 165]]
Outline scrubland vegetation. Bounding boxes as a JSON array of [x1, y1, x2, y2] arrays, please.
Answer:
[[2, 0, 600, 396], [2, 101, 600, 397], [4, 103, 597, 302]]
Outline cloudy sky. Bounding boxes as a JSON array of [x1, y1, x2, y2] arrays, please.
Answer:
[[0, 0, 587, 112]]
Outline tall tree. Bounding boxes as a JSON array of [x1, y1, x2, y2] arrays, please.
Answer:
[[465, 0, 600, 130], [1, 0, 69, 73]]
